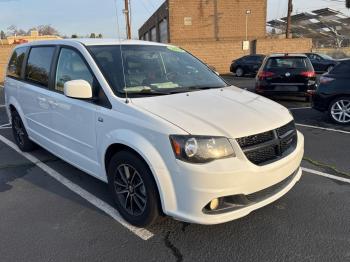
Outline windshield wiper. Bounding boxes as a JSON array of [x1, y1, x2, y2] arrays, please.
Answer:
[[123, 90, 171, 96], [184, 86, 225, 91]]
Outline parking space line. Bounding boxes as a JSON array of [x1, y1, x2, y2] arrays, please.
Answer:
[[296, 123, 350, 134], [0, 127, 11, 130], [302, 167, 350, 184], [0, 134, 154, 241], [0, 123, 11, 128], [288, 107, 311, 110], [0, 105, 5, 108]]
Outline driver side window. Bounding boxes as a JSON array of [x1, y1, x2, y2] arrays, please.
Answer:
[[55, 48, 94, 92]]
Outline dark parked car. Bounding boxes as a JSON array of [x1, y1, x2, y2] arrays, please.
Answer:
[[255, 54, 316, 100], [311, 59, 350, 125], [230, 54, 265, 77], [305, 53, 337, 73]]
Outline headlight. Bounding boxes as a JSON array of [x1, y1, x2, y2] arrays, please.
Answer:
[[169, 135, 235, 163]]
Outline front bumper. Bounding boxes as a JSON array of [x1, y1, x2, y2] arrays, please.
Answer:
[[165, 131, 304, 225]]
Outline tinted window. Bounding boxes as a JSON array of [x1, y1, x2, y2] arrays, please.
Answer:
[[55, 48, 94, 92], [25, 47, 55, 87], [266, 57, 311, 70], [330, 61, 350, 74], [7, 47, 27, 79]]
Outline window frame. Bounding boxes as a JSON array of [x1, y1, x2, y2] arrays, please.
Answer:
[[23, 45, 58, 89]]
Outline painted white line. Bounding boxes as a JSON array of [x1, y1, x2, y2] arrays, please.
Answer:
[[0, 134, 154, 240], [296, 123, 350, 135], [0, 123, 11, 128], [289, 107, 311, 110], [302, 167, 350, 184], [0, 126, 11, 130], [0, 105, 5, 108]]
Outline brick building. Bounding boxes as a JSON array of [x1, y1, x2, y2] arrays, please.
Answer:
[[139, 0, 312, 73], [139, 0, 267, 43]]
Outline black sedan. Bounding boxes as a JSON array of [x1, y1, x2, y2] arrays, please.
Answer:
[[230, 54, 265, 77], [311, 59, 350, 125], [305, 53, 337, 73], [255, 54, 316, 100]]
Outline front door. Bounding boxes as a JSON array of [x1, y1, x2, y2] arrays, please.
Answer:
[[48, 47, 100, 175]]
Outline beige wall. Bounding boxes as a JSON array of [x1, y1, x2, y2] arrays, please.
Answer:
[[168, 0, 267, 42], [175, 38, 313, 74], [255, 38, 313, 55], [312, 47, 350, 59], [0, 45, 16, 83], [174, 40, 248, 73]]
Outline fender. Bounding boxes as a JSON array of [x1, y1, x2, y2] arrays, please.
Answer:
[[7, 96, 28, 129], [99, 129, 178, 213]]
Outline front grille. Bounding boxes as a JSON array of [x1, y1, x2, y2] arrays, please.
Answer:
[[236, 121, 297, 166], [236, 131, 274, 148]]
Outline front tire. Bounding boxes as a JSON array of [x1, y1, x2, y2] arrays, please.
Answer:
[[328, 96, 350, 125], [11, 110, 36, 152], [107, 151, 161, 227]]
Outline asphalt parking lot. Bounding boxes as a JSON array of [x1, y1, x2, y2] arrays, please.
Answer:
[[0, 78, 349, 262]]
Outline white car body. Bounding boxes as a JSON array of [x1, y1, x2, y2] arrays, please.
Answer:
[[4, 39, 304, 225]]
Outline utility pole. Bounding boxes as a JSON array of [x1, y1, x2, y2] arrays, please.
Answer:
[[286, 0, 293, 39], [123, 0, 131, 39]]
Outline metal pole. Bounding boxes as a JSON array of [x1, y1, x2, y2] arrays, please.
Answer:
[[124, 0, 131, 39], [286, 0, 293, 39], [245, 14, 248, 41], [245, 10, 251, 41]]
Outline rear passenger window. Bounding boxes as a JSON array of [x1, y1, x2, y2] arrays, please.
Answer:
[[7, 47, 27, 79], [55, 48, 94, 92], [25, 47, 55, 87]]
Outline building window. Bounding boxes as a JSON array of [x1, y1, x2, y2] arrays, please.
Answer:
[[145, 32, 150, 41], [150, 27, 156, 42], [159, 19, 168, 43]]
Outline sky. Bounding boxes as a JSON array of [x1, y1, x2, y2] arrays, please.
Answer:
[[0, 0, 349, 39]]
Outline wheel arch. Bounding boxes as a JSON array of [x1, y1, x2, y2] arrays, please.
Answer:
[[328, 94, 350, 110], [101, 131, 177, 214]]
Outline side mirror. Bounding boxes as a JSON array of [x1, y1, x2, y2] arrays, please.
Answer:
[[64, 80, 92, 99]]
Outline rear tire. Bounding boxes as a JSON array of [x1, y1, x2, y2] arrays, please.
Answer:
[[107, 151, 161, 227], [11, 110, 36, 152], [328, 96, 350, 125], [235, 67, 244, 77]]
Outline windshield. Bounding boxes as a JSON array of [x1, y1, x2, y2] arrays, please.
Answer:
[[88, 45, 227, 97]]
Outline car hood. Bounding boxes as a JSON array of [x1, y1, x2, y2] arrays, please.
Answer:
[[131, 86, 293, 138]]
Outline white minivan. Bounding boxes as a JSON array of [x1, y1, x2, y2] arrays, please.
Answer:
[[4, 39, 304, 226]]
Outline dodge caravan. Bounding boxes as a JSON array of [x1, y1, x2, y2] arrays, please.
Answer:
[[4, 39, 304, 226]]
